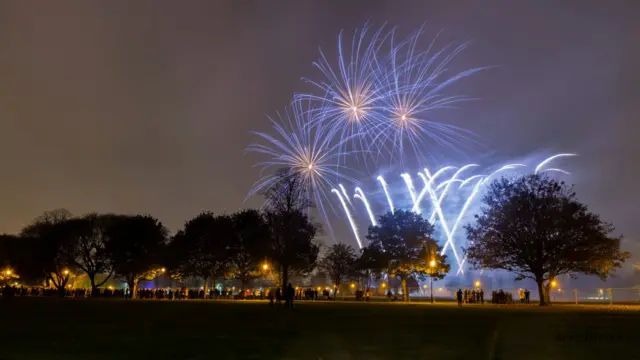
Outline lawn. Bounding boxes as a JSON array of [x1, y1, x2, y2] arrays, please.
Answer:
[[0, 298, 638, 360]]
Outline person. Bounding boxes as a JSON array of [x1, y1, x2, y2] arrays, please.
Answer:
[[456, 288, 463, 307], [275, 288, 282, 305], [524, 289, 530, 304], [286, 283, 295, 308], [268, 288, 274, 306], [479, 288, 485, 305]]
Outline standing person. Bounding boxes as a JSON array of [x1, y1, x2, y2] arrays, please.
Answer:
[[524, 289, 530, 304], [479, 288, 485, 304], [456, 289, 463, 307], [268, 288, 274, 306], [275, 288, 282, 306], [286, 283, 295, 308]]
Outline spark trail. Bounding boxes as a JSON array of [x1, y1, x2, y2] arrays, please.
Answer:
[[332, 154, 575, 274]]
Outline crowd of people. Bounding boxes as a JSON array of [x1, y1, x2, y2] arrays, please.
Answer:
[[491, 290, 514, 304], [455, 288, 485, 306], [3, 283, 535, 306]]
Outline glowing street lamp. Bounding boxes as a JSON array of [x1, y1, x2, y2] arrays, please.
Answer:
[[5, 270, 12, 276], [160, 268, 166, 273], [262, 263, 269, 271], [551, 280, 558, 288], [350, 283, 355, 289], [428, 260, 436, 304], [474, 281, 481, 288], [63, 269, 69, 275]]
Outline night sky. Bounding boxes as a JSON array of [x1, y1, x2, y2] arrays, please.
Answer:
[[1, 1, 638, 263]]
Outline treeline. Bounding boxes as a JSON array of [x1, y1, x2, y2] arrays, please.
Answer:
[[0, 173, 325, 299], [0, 207, 317, 299], [1, 172, 630, 305]]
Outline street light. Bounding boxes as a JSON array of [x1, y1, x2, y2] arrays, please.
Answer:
[[551, 280, 558, 288], [262, 263, 269, 271], [429, 260, 436, 304], [5, 270, 11, 276], [160, 268, 166, 273], [474, 281, 481, 288], [63, 269, 69, 275]]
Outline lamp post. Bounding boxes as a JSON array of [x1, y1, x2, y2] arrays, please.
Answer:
[[429, 260, 436, 304]]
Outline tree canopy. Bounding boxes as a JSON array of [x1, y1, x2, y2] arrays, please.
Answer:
[[318, 243, 358, 294], [228, 209, 270, 290], [105, 215, 168, 299], [263, 169, 320, 290], [364, 210, 449, 301], [169, 212, 233, 293], [465, 174, 630, 305]]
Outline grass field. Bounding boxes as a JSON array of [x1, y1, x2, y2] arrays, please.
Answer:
[[0, 298, 638, 360]]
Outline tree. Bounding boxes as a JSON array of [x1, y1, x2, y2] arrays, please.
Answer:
[[465, 174, 630, 305], [264, 170, 319, 290], [229, 209, 269, 292], [318, 243, 357, 298], [169, 212, 233, 295], [20, 209, 75, 294], [62, 214, 115, 296], [365, 210, 447, 301], [106, 215, 168, 299]]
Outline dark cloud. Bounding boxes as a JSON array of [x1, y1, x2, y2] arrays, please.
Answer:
[[1, 1, 638, 261]]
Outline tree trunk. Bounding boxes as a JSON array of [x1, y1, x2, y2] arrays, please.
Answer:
[[203, 276, 209, 298], [89, 274, 98, 297], [545, 283, 552, 305], [127, 277, 137, 299], [132, 280, 138, 300], [401, 277, 408, 302], [536, 279, 548, 306]]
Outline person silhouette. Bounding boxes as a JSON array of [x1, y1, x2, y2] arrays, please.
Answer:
[[286, 283, 295, 308], [456, 288, 463, 307]]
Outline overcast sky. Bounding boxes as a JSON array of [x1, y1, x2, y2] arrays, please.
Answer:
[[1, 1, 638, 262]]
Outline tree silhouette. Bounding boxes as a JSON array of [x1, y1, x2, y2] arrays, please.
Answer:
[[465, 174, 630, 305], [264, 169, 319, 291], [106, 215, 168, 299], [365, 210, 447, 301], [318, 243, 358, 298], [62, 214, 116, 295], [229, 209, 269, 292], [169, 212, 233, 295], [20, 209, 75, 294]]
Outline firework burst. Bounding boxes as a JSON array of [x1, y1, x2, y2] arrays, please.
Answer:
[[298, 23, 485, 165], [375, 27, 486, 164], [299, 23, 391, 161], [246, 101, 356, 227]]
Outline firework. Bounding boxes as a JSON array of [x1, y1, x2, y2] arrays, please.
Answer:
[[246, 100, 356, 227], [374, 27, 485, 164], [331, 154, 576, 274], [299, 23, 485, 164]]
